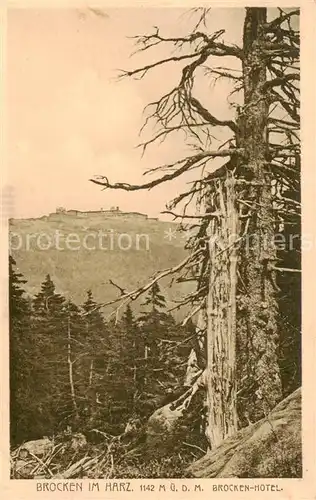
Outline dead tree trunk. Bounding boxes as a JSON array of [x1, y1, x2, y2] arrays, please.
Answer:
[[205, 174, 239, 448], [67, 316, 79, 418], [205, 8, 283, 448]]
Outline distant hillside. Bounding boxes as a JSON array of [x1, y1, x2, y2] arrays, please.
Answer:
[[9, 210, 193, 319]]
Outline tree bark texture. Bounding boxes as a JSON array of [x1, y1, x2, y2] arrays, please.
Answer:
[[238, 7, 282, 417], [205, 174, 239, 448]]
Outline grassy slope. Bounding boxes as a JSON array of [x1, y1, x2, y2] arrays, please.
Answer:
[[10, 214, 192, 318]]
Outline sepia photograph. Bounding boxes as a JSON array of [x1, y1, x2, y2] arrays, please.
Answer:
[[6, 5, 302, 482]]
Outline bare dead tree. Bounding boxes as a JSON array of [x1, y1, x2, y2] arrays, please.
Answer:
[[66, 313, 79, 419], [91, 7, 300, 451]]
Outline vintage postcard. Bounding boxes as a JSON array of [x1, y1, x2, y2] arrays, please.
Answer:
[[1, 1, 316, 499]]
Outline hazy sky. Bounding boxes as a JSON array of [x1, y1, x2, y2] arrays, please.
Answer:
[[8, 7, 246, 219]]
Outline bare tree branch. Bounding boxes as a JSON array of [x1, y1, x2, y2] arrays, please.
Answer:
[[119, 52, 203, 79], [93, 248, 204, 312], [108, 280, 126, 296], [90, 148, 243, 191]]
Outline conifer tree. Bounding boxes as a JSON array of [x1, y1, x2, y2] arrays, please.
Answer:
[[139, 282, 167, 358], [82, 290, 105, 332], [33, 274, 65, 317], [80, 290, 108, 427], [121, 304, 145, 415], [9, 256, 32, 444], [139, 282, 173, 336], [9, 256, 29, 319], [31, 275, 68, 435], [138, 283, 185, 411], [142, 282, 166, 312]]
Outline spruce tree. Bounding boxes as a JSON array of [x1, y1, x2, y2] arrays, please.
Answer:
[[33, 274, 65, 317], [121, 305, 145, 416], [142, 282, 166, 312], [9, 256, 32, 444], [82, 290, 105, 332], [138, 284, 181, 412], [31, 275, 68, 436], [9, 256, 29, 319]]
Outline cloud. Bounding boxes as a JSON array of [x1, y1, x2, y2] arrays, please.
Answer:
[[88, 8, 109, 19]]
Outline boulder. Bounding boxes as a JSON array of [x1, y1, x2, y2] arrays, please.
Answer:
[[146, 373, 207, 455], [187, 388, 301, 478], [19, 437, 53, 458], [146, 403, 184, 453]]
